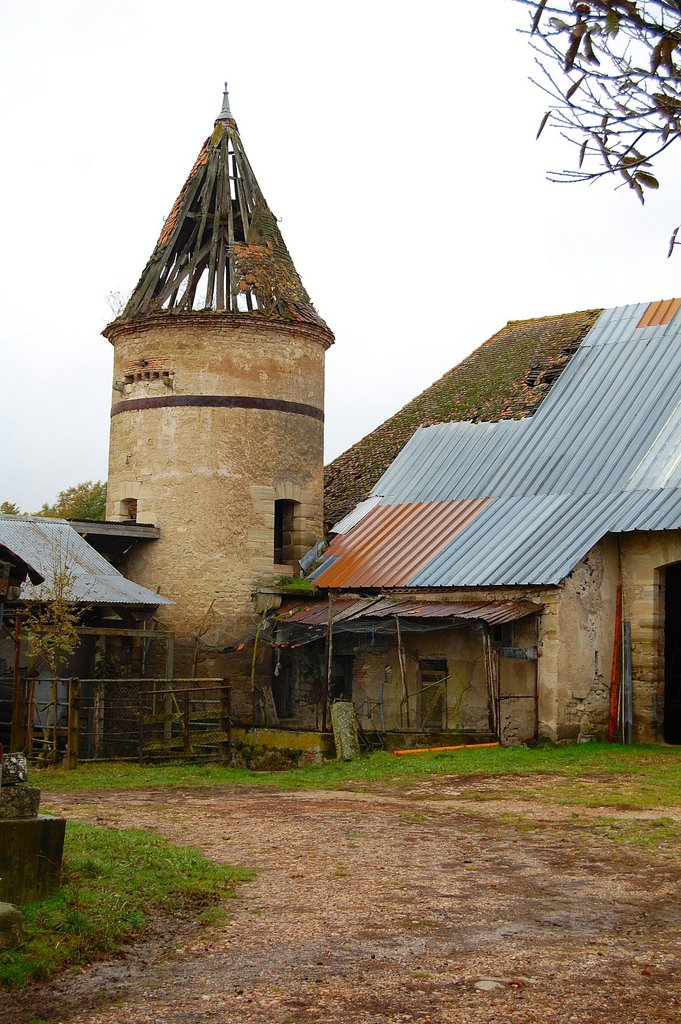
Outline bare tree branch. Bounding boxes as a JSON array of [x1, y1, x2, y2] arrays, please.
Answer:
[[516, 1, 681, 199]]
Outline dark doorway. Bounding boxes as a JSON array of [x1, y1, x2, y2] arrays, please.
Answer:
[[330, 655, 354, 701], [272, 650, 293, 719], [664, 562, 681, 743], [418, 658, 447, 729]]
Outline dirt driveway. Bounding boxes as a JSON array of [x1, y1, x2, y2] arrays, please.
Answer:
[[6, 775, 681, 1024]]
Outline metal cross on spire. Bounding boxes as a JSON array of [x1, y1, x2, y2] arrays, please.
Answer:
[[217, 81, 233, 121]]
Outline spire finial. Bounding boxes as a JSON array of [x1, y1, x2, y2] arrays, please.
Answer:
[[217, 81, 233, 121]]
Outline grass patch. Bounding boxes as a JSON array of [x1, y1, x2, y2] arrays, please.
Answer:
[[586, 815, 680, 854], [37, 743, 681, 801], [0, 822, 252, 990]]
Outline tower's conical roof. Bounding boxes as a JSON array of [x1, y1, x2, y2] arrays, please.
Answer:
[[118, 85, 331, 338]]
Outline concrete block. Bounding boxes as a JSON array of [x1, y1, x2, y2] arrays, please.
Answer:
[[0, 786, 41, 820]]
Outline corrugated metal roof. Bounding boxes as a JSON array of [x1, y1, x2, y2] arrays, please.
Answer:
[[0, 542, 44, 585], [412, 491, 625, 586], [365, 597, 542, 624], [277, 598, 381, 626], [277, 597, 541, 628], [311, 499, 489, 588], [372, 420, 527, 504], [330, 496, 383, 535], [312, 299, 681, 588], [370, 303, 681, 504], [0, 516, 172, 606]]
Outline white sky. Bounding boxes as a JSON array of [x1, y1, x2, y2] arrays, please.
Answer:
[[2, 0, 681, 513]]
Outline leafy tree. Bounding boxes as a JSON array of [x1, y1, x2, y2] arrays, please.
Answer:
[[24, 555, 83, 764], [25, 565, 82, 679], [517, 1, 681, 209], [37, 481, 107, 522], [0, 501, 21, 515]]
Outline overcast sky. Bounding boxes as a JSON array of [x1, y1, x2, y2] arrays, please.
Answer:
[[2, 0, 681, 513]]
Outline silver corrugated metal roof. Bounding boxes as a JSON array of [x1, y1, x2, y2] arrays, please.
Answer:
[[330, 496, 383, 535], [314, 299, 681, 588], [0, 516, 172, 606], [371, 303, 681, 504]]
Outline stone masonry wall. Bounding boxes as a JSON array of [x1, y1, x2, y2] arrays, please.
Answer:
[[106, 315, 328, 706], [619, 530, 681, 743]]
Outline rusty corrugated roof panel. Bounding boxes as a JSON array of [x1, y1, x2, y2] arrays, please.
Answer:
[[276, 597, 541, 627], [310, 499, 490, 589], [636, 297, 681, 328], [276, 598, 380, 626], [365, 598, 542, 624]]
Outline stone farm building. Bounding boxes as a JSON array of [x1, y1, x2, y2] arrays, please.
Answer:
[[19, 85, 676, 752], [286, 298, 681, 747]]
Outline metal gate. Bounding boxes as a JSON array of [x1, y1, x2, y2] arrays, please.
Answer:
[[3, 677, 232, 766]]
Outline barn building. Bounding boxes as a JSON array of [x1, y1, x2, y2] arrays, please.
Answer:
[[274, 299, 681, 747]]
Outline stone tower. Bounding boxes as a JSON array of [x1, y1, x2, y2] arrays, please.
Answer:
[[104, 86, 334, 697]]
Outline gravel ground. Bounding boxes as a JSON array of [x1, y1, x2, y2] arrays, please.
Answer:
[[4, 774, 681, 1024]]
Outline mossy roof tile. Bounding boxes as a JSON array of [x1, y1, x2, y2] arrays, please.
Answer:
[[324, 308, 601, 526]]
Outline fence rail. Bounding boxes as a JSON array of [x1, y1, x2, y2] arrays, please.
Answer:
[[1, 677, 232, 767]]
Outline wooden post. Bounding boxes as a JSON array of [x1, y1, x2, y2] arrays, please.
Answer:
[[50, 677, 59, 764], [321, 595, 333, 732], [67, 677, 80, 770], [10, 612, 25, 752], [482, 627, 499, 737], [219, 681, 231, 765], [395, 616, 409, 728], [26, 678, 35, 759], [93, 633, 106, 759], [165, 636, 175, 743], [250, 611, 267, 723], [183, 690, 191, 754], [138, 688, 144, 762], [165, 635, 175, 680]]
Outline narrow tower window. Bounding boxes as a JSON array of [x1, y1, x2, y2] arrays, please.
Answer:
[[118, 499, 137, 522], [274, 499, 297, 565]]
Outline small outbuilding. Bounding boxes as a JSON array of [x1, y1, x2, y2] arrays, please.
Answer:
[[0, 515, 172, 757]]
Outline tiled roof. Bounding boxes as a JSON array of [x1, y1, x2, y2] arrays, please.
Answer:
[[324, 308, 601, 526], [106, 101, 332, 343]]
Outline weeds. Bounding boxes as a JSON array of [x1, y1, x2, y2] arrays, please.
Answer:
[[37, 743, 681, 805]]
